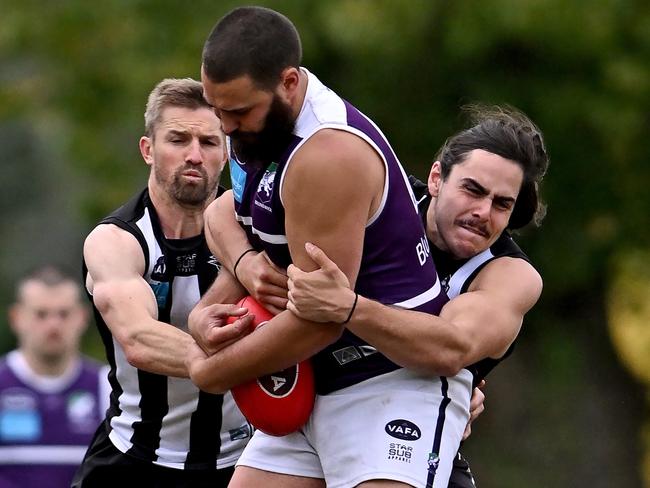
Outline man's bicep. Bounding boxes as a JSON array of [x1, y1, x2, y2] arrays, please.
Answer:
[[84, 225, 157, 325], [285, 200, 367, 284], [441, 258, 542, 359], [468, 258, 543, 315], [282, 133, 383, 284], [84, 224, 146, 284]]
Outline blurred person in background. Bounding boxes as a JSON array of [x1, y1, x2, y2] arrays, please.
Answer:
[[0, 266, 108, 488], [73, 77, 253, 488]]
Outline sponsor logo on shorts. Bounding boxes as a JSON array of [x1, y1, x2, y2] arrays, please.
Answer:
[[257, 364, 299, 398], [385, 419, 421, 441], [387, 443, 413, 463]]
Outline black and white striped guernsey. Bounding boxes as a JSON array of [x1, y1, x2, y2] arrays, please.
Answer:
[[83, 188, 251, 470], [410, 176, 532, 387]]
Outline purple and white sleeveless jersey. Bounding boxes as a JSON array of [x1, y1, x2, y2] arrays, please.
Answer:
[[0, 351, 107, 488], [230, 68, 448, 394]]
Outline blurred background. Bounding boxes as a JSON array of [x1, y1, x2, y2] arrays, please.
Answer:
[[1, 0, 649, 486]]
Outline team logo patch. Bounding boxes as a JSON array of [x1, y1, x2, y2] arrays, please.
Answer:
[[385, 419, 421, 441], [254, 162, 277, 211], [67, 391, 98, 433], [256, 364, 299, 398], [427, 452, 440, 474], [229, 159, 247, 203]]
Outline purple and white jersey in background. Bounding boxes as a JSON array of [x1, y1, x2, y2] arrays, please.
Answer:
[[0, 351, 108, 487]]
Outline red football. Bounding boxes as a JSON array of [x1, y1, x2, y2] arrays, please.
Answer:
[[228, 296, 315, 436]]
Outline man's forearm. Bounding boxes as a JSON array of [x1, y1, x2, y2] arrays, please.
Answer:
[[189, 310, 342, 393], [346, 296, 470, 376]]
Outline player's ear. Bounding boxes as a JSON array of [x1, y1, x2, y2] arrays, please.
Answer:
[[428, 161, 443, 197], [7, 303, 23, 335], [139, 136, 154, 167], [279, 67, 300, 101]]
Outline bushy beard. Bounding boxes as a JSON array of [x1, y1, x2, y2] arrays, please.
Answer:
[[231, 95, 295, 166]]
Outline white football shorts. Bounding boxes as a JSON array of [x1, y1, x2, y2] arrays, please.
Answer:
[[236, 368, 473, 488]]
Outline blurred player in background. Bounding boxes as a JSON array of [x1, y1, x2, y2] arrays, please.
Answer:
[[0, 266, 108, 488]]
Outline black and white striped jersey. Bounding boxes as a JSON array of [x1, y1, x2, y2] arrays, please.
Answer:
[[83, 188, 251, 470], [410, 175, 532, 387]]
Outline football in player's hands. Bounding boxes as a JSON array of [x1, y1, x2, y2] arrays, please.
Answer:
[[229, 296, 315, 436]]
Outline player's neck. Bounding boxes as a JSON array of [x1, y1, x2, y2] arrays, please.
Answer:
[[425, 204, 444, 250], [148, 182, 212, 239], [22, 349, 76, 377]]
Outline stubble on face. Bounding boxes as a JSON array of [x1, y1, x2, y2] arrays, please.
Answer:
[[154, 162, 218, 207]]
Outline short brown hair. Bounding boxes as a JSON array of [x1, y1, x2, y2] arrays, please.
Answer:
[[15, 266, 81, 303], [144, 78, 212, 137]]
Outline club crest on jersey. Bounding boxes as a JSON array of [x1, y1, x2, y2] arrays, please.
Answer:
[[256, 363, 299, 398], [385, 419, 421, 441], [254, 162, 277, 211], [67, 391, 98, 433]]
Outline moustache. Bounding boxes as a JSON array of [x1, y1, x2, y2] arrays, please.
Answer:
[[176, 165, 208, 179], [455, 218, 489, 237]]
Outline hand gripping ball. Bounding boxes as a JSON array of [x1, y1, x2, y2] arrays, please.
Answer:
[[228, 296, 315, 436]]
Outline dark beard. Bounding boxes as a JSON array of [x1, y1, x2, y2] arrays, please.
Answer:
[[231, 95, 295, 166]]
